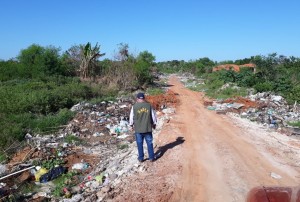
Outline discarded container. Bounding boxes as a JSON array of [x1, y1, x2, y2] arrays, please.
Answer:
[[270, 172, 282, 179], [34, 168, 48, 182], [40, 166, 66, 183]]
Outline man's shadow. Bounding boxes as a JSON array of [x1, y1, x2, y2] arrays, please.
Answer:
[[154, 137, 185, 160]]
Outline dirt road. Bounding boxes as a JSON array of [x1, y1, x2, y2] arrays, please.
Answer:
[[111, 75, 300, 202]]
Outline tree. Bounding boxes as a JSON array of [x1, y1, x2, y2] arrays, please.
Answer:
[[194, 57, 215, 74], [61, 45, 81, 76], [116, 43, 129, 61], [17, 44, 61, 77], [79, 42, 105, 79], [18, 44, 44, 67], [137, 51, 156, 65]]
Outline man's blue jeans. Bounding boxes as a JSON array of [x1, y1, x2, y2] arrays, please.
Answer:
[[135, 132, 155, 161]]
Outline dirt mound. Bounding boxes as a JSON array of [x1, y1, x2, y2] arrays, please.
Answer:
[[213, 63, 256, 72], [146, 90, 179, 110]]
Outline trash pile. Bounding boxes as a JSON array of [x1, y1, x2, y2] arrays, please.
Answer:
[[206, 92, 300, 135], [0, 92, 179, 201]]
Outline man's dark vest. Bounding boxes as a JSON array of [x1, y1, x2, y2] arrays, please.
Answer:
[[133, 102, 153, 133]]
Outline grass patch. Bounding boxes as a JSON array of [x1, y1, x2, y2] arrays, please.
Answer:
[[207, 87, 248, 100], [52, 171, 78, 197], [117, 144, 129, 150], [19, 182, 40, 194], [64, 135, 82, 145], [146, 87, 164, 95], [0, 153, 7, 163]]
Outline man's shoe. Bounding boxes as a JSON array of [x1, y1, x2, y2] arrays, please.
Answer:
[[149, 159, 155, 162], [138, 158, 144, 163]]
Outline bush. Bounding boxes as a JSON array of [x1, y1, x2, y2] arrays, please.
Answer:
[[235, 68, 256, 87], [285, 85, 300, 104], [0, 109, 75, 148], [254, 81, 274, 92], [0, 76, 94, 148], [134, 60, 153, 85], [0, 77, 92, 115]]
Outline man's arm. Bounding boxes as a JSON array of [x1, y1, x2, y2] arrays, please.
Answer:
[[129, 107, 134, 127], [151, 108, 157, 129]]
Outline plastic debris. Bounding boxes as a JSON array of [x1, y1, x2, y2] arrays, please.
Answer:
[[72, 163, 89, 170], [40, 166, 67, 183], [270, 172, 282, 179], [0, 164, 8, 176], [35, 168, 48, 182]]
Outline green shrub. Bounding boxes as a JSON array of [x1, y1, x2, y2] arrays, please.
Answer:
[[0, 77, 92, 115], [254, 81, 274, 92], [133, 60, 153, 85], [285, 85, 300, 104]]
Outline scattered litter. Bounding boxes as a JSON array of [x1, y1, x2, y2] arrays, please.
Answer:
[[117, 134, 129, 139], [0, 164, 8, 176], [35, 167, 48, 182], [72, 163, 89, 170], [207, 106, 216, 110], [270, 172, 282, 179]]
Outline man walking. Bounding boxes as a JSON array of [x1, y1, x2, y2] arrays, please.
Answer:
[[129, 92, 157, 162]]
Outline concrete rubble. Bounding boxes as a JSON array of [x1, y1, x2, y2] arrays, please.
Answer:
[[0, 91, 178, 201]]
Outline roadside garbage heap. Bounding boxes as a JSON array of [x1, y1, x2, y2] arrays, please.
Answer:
[[77, 107, 174, 202], [0, 99, 135, 201], [0, 95, 176, 201], [56, 98, 175, 201], [206, 92, 300, 135]]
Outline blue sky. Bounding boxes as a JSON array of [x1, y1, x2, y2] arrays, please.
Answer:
[[1, 0, 300, 62]]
